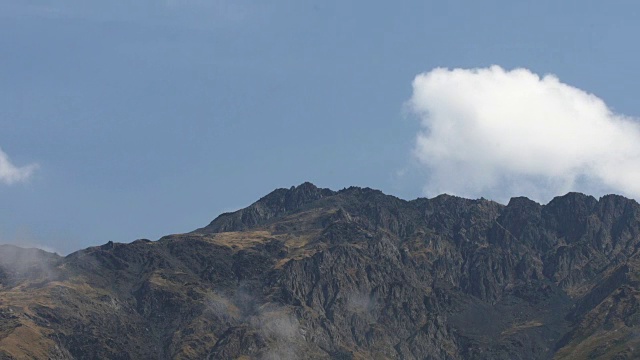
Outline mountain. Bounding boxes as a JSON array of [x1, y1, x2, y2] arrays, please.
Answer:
[[2, 182, 640, 359]]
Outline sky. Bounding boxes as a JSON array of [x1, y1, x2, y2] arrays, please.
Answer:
[[2, 1, 640, 254]]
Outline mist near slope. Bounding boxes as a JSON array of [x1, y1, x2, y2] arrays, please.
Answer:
[[206, 284, 304, 360], [0, 245, 59, 285]]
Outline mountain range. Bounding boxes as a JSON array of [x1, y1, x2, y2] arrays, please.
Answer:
[[2, 182, 640, 359]]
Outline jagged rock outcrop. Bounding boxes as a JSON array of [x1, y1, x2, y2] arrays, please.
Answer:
[[2, 183, 640, 359]]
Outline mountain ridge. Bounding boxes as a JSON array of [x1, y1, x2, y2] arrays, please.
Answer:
[[2, 183, 640, 359]]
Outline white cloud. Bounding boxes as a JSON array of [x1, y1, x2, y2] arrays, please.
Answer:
[[0, 148, 37, 185], [408, 66, 640, 203]]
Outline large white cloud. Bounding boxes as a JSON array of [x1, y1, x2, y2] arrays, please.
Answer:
[[0, 148, 37, 185], [408, 66, 640, 203]]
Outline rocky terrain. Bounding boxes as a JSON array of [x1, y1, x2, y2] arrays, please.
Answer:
[[2, 182, 640, 359]]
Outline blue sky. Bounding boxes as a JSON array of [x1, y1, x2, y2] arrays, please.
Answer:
[[2, 1, 640, 254]]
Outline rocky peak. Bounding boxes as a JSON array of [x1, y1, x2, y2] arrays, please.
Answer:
[[596, 194, 640, 221], [500, 196, 542, 224], [260, 181, 335, 212], [195, 182, 335, 233], [541, 192, 598, 242]]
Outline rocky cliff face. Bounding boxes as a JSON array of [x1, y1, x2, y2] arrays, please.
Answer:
[[2, 183, 640, 359]]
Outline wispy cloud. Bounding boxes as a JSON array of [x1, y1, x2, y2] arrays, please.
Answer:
[[408, 66, 640, 203], [0, 148, 37, 185]]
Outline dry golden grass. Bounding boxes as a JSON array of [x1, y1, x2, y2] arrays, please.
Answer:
[[501, 320, 544, 337], [554, 285, 640, 359], [189, 229, 324, 270], [553, 325, 636, 359], [166, 208, 340, 272], [204, 231, 274, 250], [0, 274, 117, 358], [0, 314, 56, 359]]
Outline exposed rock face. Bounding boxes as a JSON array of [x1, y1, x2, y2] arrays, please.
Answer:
[[2, 183, 640, 359]]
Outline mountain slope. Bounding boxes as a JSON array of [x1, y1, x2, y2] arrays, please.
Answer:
[[2, 183, 640, 359]]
